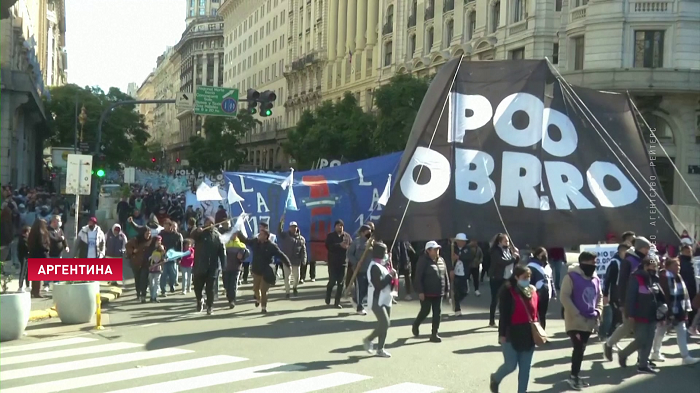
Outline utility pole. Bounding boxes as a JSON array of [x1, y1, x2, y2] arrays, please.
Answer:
[[89, 99, 176, 216]]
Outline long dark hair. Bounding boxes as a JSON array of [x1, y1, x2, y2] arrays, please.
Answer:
[[491, 233, 508, 248], [136, 226, 151, 244], [28, 218, 49, 251]]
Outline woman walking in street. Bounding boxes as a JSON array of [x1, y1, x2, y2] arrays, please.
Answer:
[[559, 251, 603, 390], [363, 241, 395, 357], [27, 219, 50, 298], [490, 265, 539, 393], [489, 233, 520, 327], [527, 247, 554, 328], [125, 227, 154, 303], [412, 241, 452, 343]]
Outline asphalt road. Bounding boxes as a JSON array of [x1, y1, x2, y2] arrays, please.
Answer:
[[2, 269, 699, 393]]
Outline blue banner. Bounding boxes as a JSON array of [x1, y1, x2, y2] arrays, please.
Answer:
[[223, 152, 401, 262]]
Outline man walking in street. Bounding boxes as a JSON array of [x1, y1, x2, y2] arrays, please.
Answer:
[[347, 224, 373, 315], [160, 219, 183, 296], [73, 217, 105, 259], [277, 216, 307, 298], [325, 220, 352, 308], [190, 216, 226, 315]]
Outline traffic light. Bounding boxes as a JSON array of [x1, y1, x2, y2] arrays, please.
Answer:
[[151, 157, 156, 163], [176, 157, 181, 164], [259, 90, 276, 117], [96, 169, 105, 177], [246, 89, 260, 114]]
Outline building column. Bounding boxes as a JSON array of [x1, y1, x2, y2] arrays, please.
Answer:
[[454, 0, 464, 42], [201, 54, 208, 86], [213, 53, 220, 86], [364, 0, 378, 77], [192, 55, 199, 92], [336, 0, 347, 59], [355, 0, 367, 51], [328, 0, 338, 61], [434, 0, 443, 50], [346, 0, 357, 54]]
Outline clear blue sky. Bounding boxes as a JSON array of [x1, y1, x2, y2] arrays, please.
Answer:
[[65, 0, 186, 92]]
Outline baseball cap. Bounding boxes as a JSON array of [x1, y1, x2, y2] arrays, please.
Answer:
[[455, 233, 468, 241], [289, 221, 298, 227], [89, 217, 98, 223], [425, 240, 442, 251]]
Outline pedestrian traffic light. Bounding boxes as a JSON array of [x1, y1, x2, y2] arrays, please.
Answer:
[[96, 169, 105, 177], [259, 90, 276, 117], [246, 89, 260, 114]]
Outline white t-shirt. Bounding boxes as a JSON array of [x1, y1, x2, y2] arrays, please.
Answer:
[[87, 229, 97, 258]]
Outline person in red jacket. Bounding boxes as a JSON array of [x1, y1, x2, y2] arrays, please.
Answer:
[[490, 265, 539, 393]]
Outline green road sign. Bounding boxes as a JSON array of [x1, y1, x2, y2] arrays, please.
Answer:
[[194, 86, 239, 117]]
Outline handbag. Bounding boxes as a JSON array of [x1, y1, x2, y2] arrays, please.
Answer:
[[517, 291, 548, 346]]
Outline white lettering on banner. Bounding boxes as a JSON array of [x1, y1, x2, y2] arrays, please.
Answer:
[[240, 176, 254, 193], [357, 169, 372, 186], [256, 193, 270, 213], [369, 188, 382, 211], [356, 213, 382, 227], [318, 159, 342, 168], [580, 244, 618, 288], [247, 216, 271, 236], [401, 93, 639, 209]]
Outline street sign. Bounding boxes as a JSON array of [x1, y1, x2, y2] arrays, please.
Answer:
[[79, 142, 90, 152], [194, 86, 239, 117], [176, 92, 194, 108], [124, 167, 136, 184], [65, 154, 93, 195]]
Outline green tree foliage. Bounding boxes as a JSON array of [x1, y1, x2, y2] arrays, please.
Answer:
[[284, 92, 376, 169], [284, 74, 429, 168], [372, 73, 430, 154], [45, 84, 150, 169], [127, 142, 163, 169], [186, 112, 258, 173]]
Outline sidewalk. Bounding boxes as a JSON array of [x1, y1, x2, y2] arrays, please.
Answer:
[[28, 283, 124, 321]]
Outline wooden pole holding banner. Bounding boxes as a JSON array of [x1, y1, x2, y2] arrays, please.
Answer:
[[343, 236, 375, 297]]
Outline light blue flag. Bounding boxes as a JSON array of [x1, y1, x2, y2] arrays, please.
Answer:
[[285, 184, 299, 211]]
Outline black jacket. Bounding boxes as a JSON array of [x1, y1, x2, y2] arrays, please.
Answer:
[[160, 230, 183, 255], [238, 232, 290, 276], [190, 228, 225, 277], [325, 231, 351, 267], [679, 255, 697, 302], [414, 253, 452, 297], [489, 246, 519, 279], [603, 253, 622, 303], [48, 226, 67, 257], [370, 263, 393, 306]]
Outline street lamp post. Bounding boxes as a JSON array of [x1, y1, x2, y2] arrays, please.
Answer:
[[78, 105, 87, 143]]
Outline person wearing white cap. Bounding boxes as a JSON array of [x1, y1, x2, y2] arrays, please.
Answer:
[[451, 233, 484, 316], [412, 240, 452, 342], [277, 215, 307, 298]]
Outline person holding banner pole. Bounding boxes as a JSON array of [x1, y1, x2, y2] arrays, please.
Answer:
[[489, 234, 520, 327], [602, 243, 630, 338]]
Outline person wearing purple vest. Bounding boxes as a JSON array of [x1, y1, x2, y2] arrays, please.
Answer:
[[560, 251, 603, 391], [603, 236, 651, 361]]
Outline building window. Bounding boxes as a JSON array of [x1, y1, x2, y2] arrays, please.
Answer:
[[445, 19, 454, 45], [467, 12, 476, 40], [211, 8, 217, 16], [574, 0, 588, 7], [384, 41, 393, 66], [491, 2, 501, 33], [387, 5, 394, 27], [408, 34, 416, 56], [572, 35, 584, 70], [426, 27, 434, 52], [556, 0, 562, 11], [552, 42, 559, 64], [513, 0, 525, 22], [510, 47, 525, 59], [634, 30, 664, 68]]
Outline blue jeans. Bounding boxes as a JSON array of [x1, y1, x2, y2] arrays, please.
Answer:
[[181, 267, 193, 292], [493, 342, 534, 393], [353, 274, 369, 312], [149, 273, 161, 300], [160, 261, 177, 292], [223, 270, 240, 302], [551, 259, 564, 291]]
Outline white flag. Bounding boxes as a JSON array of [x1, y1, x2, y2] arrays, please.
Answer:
[[377, 174, 392, 206], [227, 182, 244, 204], [196, 182, 223, 201], [280, 169, 294, 190]]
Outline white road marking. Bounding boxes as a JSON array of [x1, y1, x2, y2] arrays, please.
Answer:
[[0, 337, 97, 354], [0, 342, 143, 366], [236, 372, 372, 393], [364, 382, 444, 393]]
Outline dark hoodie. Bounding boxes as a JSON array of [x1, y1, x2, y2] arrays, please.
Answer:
[[679, 254, 698, 302], [603, 252, 623, 303], [625, 268, 664, 323], [619, 249, 645, 303], [105, 224, 127, 257]]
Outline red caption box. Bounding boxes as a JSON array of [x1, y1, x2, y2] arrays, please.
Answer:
[[28, 258, 123, 281]]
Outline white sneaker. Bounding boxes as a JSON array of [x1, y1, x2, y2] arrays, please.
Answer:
[[362, 338, 375, 354], [455, 311, 462, 316], [682, 357, 699, 365], [404, 295, 412, 301], [650, 353, 666, 362], [376, 349, 391, 358], [357, 310, 367, 316], [612, 344, 621, 352], [475, 290, 481, 297]]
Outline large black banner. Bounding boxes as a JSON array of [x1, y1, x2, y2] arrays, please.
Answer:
[[375, 59, 678, 247]]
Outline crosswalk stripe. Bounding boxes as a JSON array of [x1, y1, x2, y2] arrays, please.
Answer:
[[0, 348, 193, 381], [0, 337, 97, 354], [236, 372, 372, 393], [364, 382, 444, 393], [1, 355, 247, 393], [105, 362, 298, 393], [0, 342, 143, 366]]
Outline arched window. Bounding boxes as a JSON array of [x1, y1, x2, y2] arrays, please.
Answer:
[[384, 41, 393, 66], [426, 27, 434, 53], [641, 113, 674, 143], [445, 19, 454, 45], [491, 1, 501, 33], [408, 34, 416, 57], [387, 5, 394, 26]]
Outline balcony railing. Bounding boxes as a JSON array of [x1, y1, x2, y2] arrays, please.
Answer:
[[408, 14, 416, 28], [444, 0, 454, 11], [425, 7, 434, 20], [382, 23, 393, 35]]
